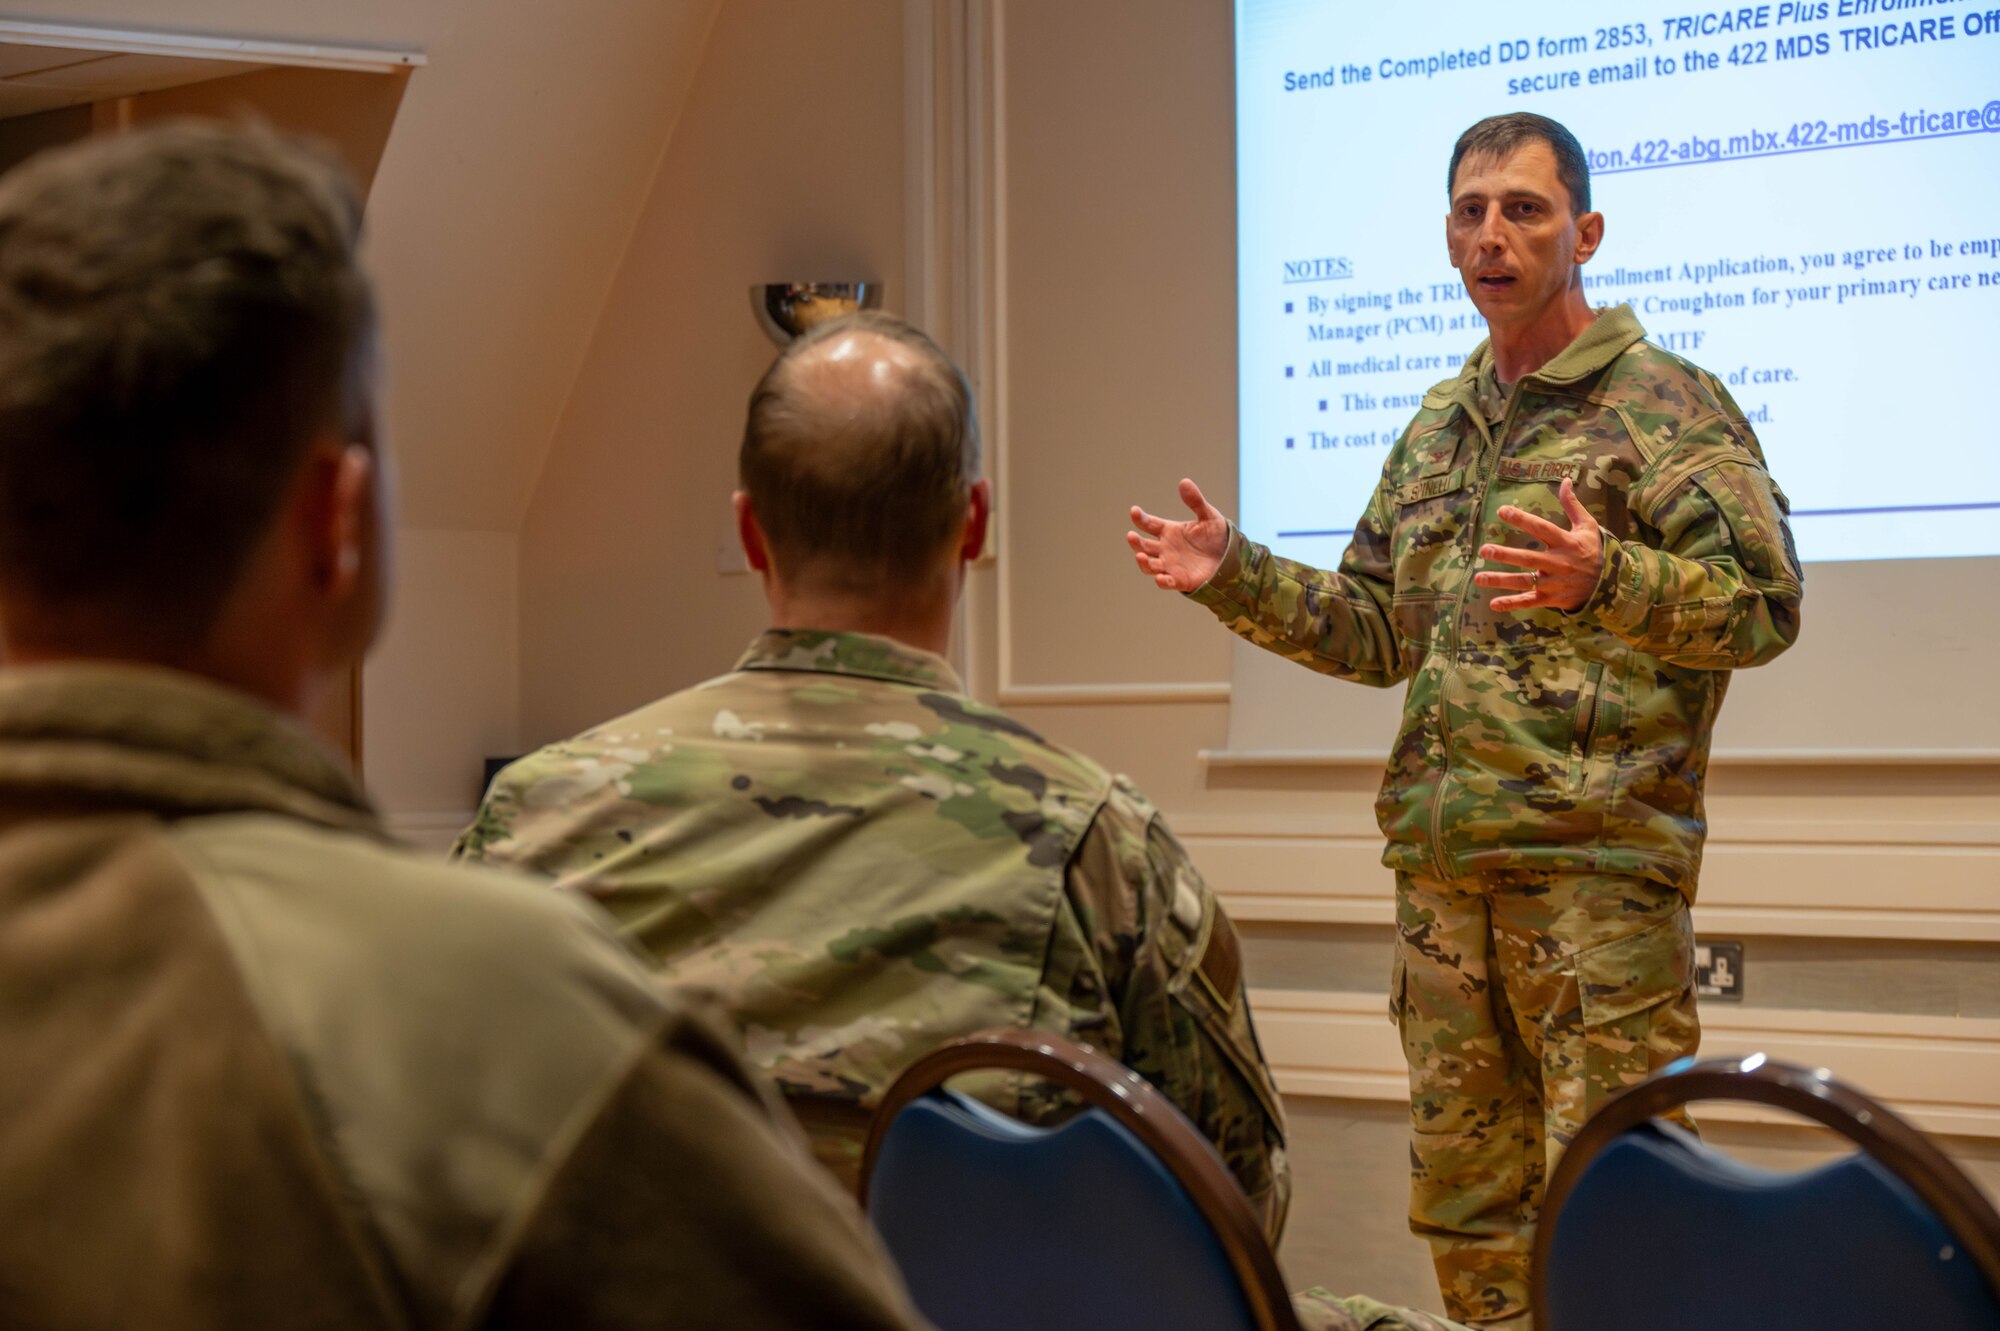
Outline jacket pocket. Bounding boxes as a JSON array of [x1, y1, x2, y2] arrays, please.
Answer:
[[1435, 649, 1602, 852], [1390, 594, 1447, 676], [1596, 663, 1713, 891], [1388, 939, 1407, 1029], [1565, 660, 1606, 799], [1166, 899, 1288, 1143]]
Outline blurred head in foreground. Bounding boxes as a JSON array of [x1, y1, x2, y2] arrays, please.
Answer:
[[0, 119, 388, 716]]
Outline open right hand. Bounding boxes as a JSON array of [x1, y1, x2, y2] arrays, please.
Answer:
[[1127, 478, 1231, 592]]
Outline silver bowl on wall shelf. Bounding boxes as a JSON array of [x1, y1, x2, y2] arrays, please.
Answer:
[[751, 282, 884, 345]]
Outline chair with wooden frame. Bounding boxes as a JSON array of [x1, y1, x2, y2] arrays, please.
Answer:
[[858, 1028, 1303, 1331], [1531, 1053, 2000, 1331]]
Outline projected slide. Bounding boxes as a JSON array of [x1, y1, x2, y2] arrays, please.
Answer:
[[1237, 0, 2000, 565]]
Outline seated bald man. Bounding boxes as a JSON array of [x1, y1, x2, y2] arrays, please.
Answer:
[[461, 311, 1289, 1226], [0, 122, 927, 1331]]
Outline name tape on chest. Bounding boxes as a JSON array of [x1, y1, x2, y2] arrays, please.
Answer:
[[1391, 467, 1467, 506], [1495, 458, 1582, 483]]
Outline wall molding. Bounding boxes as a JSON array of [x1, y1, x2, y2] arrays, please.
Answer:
[[1200, 748, 1383, 769], [1000, 680, 1230, 707], [0, 19, 425, 72], [1183, 810, 2000, 942], [903, 3, 1230, 710], [1203, 746, 2000, 770], [1251, 987, 2000, 1140]]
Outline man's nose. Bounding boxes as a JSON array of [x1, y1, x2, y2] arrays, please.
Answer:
[[1475, 210, 1507, 251]]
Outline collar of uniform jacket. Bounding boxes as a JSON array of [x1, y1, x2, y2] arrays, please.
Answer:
[[1423, 301, 1648, 411], [733, 628, 963, 692], [0, 663, 382, 837]]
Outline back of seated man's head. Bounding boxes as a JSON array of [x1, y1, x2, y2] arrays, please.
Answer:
[[0, 120, 381, 694], [739, 311, 981, 602]]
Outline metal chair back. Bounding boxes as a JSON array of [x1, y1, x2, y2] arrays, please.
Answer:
[[859, 1029, 1303, 1331], [1533, 1054, 2000, 1330]]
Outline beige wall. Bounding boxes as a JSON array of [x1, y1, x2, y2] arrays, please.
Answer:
[[8, 0, 723, 819], [17, 1, 719, 530], [981, 2, 1239, 695], [107, 64, 409, 194], [363, 528, 519, 845], [518, 0, 907, 745]]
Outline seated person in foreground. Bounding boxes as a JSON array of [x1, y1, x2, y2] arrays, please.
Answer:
[[0, 122, 925, 1331], [459, 311, 1290, 1230]]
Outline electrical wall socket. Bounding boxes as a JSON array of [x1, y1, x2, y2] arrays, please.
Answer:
[[1694, 940, 1744, 1001]]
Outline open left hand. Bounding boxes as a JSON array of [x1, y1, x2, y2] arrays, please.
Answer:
[[1473, 476, 1603, 613]]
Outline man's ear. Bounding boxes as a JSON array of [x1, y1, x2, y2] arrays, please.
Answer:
[[733, 490, 771, 574], [1573, 210, 1605, 267], [960, 478, 992, 563], [314, 442, 374, 598]]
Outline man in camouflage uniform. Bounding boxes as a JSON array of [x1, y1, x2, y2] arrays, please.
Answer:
[[1128, 114, 1802, 1328], [461, 310, 1288, 1228], [461, 312, 1474, 1331]]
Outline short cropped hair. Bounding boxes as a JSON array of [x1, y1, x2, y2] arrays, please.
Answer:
[[740, 311, 980, 594], [0, 120, 374, 646], [1448, 113, 1591, 215]]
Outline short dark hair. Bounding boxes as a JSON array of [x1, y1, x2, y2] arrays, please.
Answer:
[[1448, 113, 1591, 214], [0, 120, 374, 647], [740, 310, 980, 594]]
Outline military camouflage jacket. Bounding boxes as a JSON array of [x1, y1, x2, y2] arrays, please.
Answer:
[[1192, 306, 1801, 894], [458, 629, 1291, 1235], [0, 665, 927, 1331]]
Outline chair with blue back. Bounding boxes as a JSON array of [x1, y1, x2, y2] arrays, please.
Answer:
[[858, 1029, 1303, 1331], [1532, 1053, 2000, 1330]]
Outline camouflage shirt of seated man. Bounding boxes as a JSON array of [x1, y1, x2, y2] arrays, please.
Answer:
[[457, 627, 1292, 1238]]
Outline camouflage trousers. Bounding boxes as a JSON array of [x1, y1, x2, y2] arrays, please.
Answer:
[[1391, 868, 1700, 1326]]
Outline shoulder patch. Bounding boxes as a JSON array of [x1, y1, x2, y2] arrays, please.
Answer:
[[1195, 911, 1243, 1013]]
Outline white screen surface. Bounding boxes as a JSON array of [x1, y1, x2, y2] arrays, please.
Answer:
[[1236, 0, 2000, 567]]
